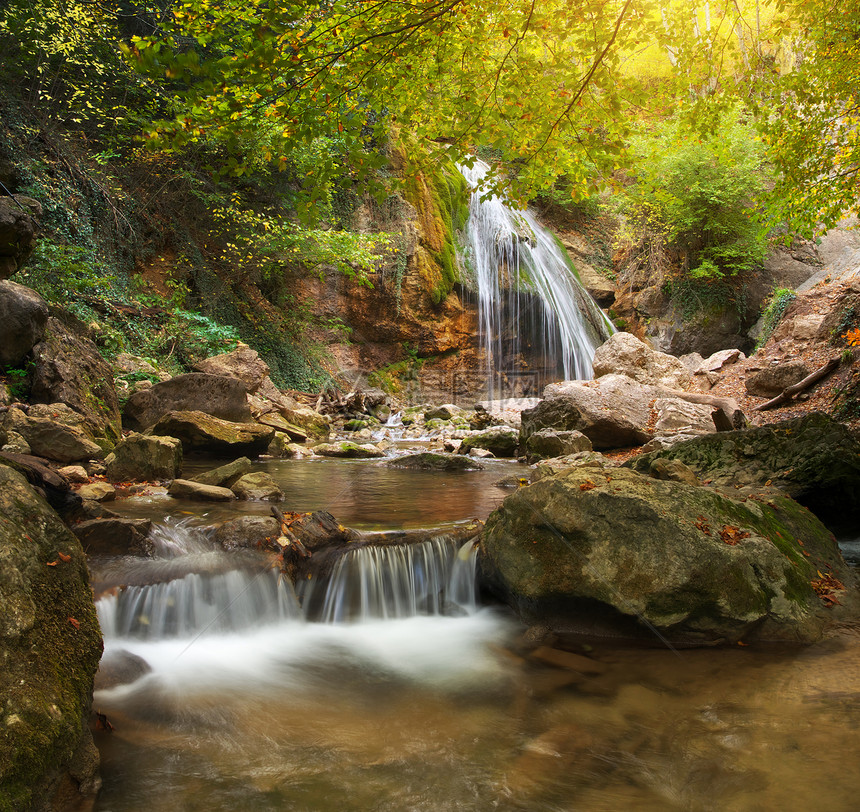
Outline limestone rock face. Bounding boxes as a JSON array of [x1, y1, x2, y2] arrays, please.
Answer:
[[0, 280, 49, 368], [0, 464, 102, 811], [479, 464, 854, 644], [192, 344, 270, 394], [104, 433, 183, 482], [148, 410, 274, 457], [627, 412, 860, 532], [592, 331, 693, 390], [30, 317, 122, 445], [744, 361, 810, 397], [123, 373, 252, 431]]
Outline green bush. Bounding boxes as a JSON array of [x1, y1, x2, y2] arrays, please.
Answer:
[[756, 286, 796, 349], [624, 111, 770, 282]]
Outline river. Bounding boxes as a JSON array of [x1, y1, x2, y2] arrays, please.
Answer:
[[88, 453, 860, 812]]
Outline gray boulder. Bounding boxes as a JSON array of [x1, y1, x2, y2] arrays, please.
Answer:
[[592, 331, 693, 389], [627, 412, 860, 532], [314, 441, 385, 459], [525, 429, 593, 462], [0, 464, 102, 810], [480, 464, 856, 644], [148, 410, 274, 456], [386, 452, 484, 470], [522, 375, 656, 450], [230, 472, 284, 501], [30, 317, 122, 445], [167, 478, 236, 501], [189, 456, 252, 488], [123, 373, 252, 431], [104, 433, 183, 482], [459, 427, 519, 458], [192, 344, 270, 394], [745, 361, 810, 397], [0, 280, 48, 368], [4, 408, 104, 463]]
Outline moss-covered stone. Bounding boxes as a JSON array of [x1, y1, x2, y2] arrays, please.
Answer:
[[0, 464, 103, 811], [479, 464, 856, 644]]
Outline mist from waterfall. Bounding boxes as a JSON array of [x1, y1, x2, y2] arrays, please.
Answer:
[[459, 159, 613, 400]]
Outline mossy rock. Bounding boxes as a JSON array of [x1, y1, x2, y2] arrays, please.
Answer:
[[385, 452, 484, 471], [460, 427, 519, 458], [626, 412, 860, 533], [0, 464, 103, 811], [479, 464, 857, 644]]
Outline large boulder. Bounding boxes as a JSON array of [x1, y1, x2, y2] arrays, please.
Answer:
[[3, 407, 104, 463], [0, 281, 49, 368], [189, 456, 252, 488], [627, 412, 860, 533], [524, 429, 593, 462], [0, 196, 40, 280], [592, 332, 693, 390], [0, 464, 102, 810], [104, 433, 183, 482], [167, 479, 236, 501], [314, 441, 385, 459], [123, 373, 252, 431], [459, 427, 519, 458], [192, 344, 270, 394], [230, 472, 284, 501], [385, 452, 484, 470], [744, 361, 810, 397], [30, 317, 122, 445], [148, 410, 274, 457], [479, 464, 855, 644], [213, 516, 280, 550], [522, 375, 658, 450]]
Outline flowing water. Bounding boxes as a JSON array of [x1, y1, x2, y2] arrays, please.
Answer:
[[459, 159, 613, 400], [91, 459, 860, 812]]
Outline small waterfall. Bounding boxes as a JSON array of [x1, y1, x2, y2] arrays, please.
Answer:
[[97, 569, 303, 640], [96, 520, 482, 643], [304, 537, 479, 623], [460, 159, 613, 399]]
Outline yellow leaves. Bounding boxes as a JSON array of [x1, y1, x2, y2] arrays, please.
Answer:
[[844, 328, 860, 347]]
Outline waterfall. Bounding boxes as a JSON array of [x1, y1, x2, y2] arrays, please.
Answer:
[[96, 522, 482, 643], [459, 159, 613, 400]]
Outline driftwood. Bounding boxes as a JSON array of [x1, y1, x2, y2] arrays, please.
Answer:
[[656, 388, 747, 431], [270, 506, 312, 558], [754, 356, 841, 411]]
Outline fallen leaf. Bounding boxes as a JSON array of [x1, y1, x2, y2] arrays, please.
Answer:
[[694, 516, 711, 535], [68, 617, 80, 629], [46, 560, 58, 567], [580, 481, 595, 491], [719, 525, 751, 545], [58, 551, 71, 562]]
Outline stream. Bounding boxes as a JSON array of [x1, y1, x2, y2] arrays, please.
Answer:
[[90, 453, 860, 812]]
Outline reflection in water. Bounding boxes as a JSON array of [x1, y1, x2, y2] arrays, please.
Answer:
[[110, 457, 523, 531]]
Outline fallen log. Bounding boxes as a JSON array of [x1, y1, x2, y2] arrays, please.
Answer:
[[754, 356, 841, 411]]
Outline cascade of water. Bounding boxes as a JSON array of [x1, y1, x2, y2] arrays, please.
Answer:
[[97, 569, 303, 640], [306, 537, 479, 623], [96, 520, 481, 641], [459, 159, 613, 400]]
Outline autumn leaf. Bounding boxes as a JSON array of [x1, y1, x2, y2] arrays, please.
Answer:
[[58, 551, 71, 562], [68, 617, 80, 629], [694, 516, 711, 535], [719, 525, 750, 545], [580, 480, 595, 491]]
